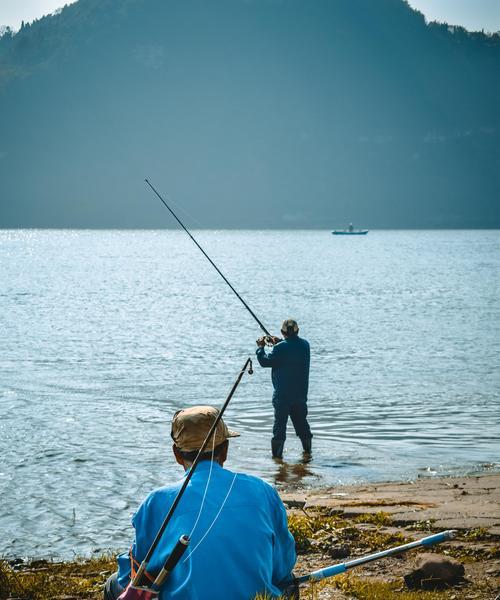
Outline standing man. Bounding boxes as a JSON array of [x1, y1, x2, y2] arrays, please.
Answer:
[[104, 406, 297, 600], [256, 319, 312, 459]]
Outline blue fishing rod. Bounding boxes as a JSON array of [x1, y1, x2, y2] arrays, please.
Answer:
[[290, 530, 457, 587]]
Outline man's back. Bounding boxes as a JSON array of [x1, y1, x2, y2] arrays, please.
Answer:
[[257, 336, 310, 402], [117, 461, 296, 600]]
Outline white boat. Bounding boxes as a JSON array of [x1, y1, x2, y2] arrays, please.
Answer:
[[332, 223, 368, 235]]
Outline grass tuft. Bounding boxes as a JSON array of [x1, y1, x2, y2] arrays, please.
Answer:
[[352, 511, 393, 526], [0, 556, 115, 600], [333, 573, 474, 599], [288, 512, 405, 556]]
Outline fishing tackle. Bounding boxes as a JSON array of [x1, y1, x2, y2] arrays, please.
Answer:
[[118, 358, 253, 600], [257, 335, 282, 348], [145, 179, 275, 341], [282, 530, 457, 592]]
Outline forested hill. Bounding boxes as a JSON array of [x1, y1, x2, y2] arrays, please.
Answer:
[[0, 0, 499, 228]]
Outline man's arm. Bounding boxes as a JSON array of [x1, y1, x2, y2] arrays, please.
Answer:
[[116, 491, 159, 588], [255, 341, 283, 367], [116, 496, 150, 587], [268, 486, 297, 586]]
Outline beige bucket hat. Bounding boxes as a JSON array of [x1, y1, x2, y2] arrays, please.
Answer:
[[171, 405, 240, 452]]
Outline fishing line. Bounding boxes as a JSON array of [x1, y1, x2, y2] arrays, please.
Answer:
[[183, 472, 238, 562], [186, 432, 216, 541]]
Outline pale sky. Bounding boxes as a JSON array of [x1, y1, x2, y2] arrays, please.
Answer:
[[408, 0, 500, 32], [0, 0, 499, 32], [0, 0, 77, 30]]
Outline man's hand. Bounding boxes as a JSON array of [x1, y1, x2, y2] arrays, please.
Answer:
[[257, 335, 281, 347]]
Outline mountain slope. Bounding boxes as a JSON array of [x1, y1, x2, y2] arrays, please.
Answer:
[[0, 0, 499, 228]]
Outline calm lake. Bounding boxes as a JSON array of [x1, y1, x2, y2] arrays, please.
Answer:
[[1, 229, 499, 558]]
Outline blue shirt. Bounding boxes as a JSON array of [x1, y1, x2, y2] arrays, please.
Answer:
[[117, 461, 296, 600], [256, 336, 310, 403]]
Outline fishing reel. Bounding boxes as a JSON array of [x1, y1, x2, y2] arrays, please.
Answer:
[[256, 335, 281, 348]]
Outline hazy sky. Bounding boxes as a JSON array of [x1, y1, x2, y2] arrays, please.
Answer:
[[1, 0, 500, 31], [0, 0, 77, 29], [409, 0, 500, 32]]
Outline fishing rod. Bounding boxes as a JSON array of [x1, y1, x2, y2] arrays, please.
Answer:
[[123, 357, 254, 599], [145, 178, 272, 339], [291, 530, 457, 586]]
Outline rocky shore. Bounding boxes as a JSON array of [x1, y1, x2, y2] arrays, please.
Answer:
[[1, 474, 498, 600], [283, 473, 500, 599]]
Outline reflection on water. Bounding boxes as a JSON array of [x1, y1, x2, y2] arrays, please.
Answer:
[[273, 456, 318, 488], [0, 229, 499, 558]]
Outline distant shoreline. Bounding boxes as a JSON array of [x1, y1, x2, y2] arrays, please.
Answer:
[[1, 227, 500, 231]]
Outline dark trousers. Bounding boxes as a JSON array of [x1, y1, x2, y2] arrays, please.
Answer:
[[272, 399, 312, 443], [103, 572, 124, 600], [104, 570, 299, 599], [282, 578, 300, 599]]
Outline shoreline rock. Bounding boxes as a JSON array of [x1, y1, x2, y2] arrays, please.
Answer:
[[281, 473, 500, 535], [282, 472, 500, 599]]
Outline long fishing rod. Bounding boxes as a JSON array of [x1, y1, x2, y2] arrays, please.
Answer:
[[128, 357, 254, 596], [293, 530, 457, 586], [145, 179, 272, 338]]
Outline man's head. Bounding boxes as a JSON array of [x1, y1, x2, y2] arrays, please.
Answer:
[[171, 405, 240, 467], [281, 318, 299, 338]]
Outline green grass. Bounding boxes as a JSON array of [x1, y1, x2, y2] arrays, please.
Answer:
[[288, 512, 405, 555], [0, 556, 115, 600], [331, 574, 480, 599], [255, 574, 472, 600], [1, 512, 495, 600]]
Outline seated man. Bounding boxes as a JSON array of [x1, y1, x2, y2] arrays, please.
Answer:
[[105, 405, 297, 600]]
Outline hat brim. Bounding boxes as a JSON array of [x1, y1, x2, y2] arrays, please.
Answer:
[[226, 427, 240, 438]]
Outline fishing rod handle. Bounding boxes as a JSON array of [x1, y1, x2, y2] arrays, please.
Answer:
[[132, 562, 147, 587], [295, 563, 345, 584], [133, 536, 190, 588], [151, 535, 190, 590]]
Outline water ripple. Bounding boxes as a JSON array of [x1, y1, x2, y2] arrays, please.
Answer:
[[0, 229, 499, 558]]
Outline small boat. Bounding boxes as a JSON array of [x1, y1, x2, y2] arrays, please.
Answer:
[[332, 223, 368, 235]]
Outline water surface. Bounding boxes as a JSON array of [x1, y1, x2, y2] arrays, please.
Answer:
[[1, 229, 499, 557]]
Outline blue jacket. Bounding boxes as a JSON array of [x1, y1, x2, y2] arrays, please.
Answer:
[[117, 461, 296, 599], [256, 336, 310, 403]]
